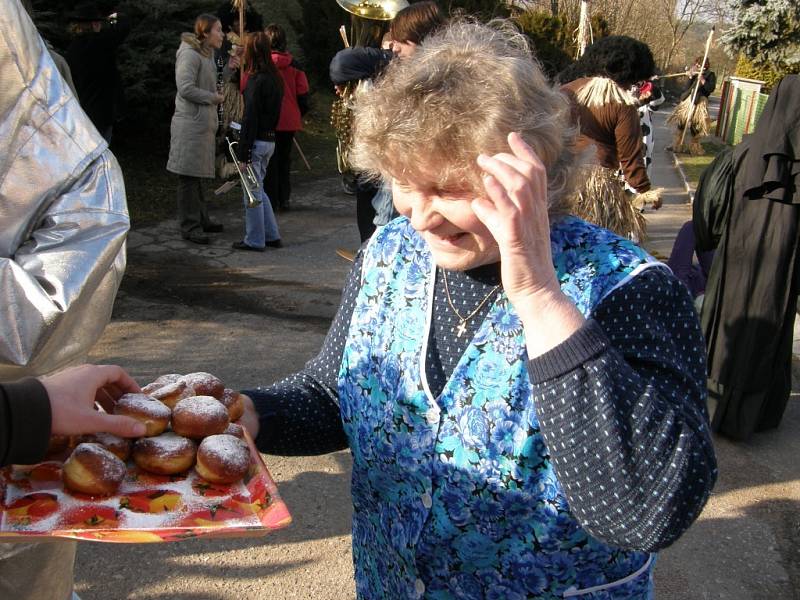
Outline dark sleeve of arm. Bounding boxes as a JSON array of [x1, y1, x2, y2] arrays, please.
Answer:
[[296, 67, 310, 116], [243, 250, 365, 455], [528, 267, 717, 552], [297, 93, 309, 116], [693, 146, 735, 252], [329, 47, 392, 85], [237, 81, 257, 162], [616, 105, 651, 193], [701, 72, 717, 97], [0, 379, 52, 467]]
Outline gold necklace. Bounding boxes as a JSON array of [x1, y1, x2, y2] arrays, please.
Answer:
[[441, 269, 501, 338]]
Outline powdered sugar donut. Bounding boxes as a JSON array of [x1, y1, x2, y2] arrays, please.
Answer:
[[223, 422, 245, 439], [147, 380, 189, 409], [195, 434, 250, 484], [63, 443, 127, 496], [141, 374, 182, 395], [132, 433, 197, 475], [81, 432, 132, 461], [181, 372, 225, 399], [114, 393, 171, 437], [171, 396, 229, 439], [143, 372, 225, 409], [218, 388, 244, 421]]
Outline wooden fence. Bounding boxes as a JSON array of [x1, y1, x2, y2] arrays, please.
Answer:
[[716, 76, 770, 145]]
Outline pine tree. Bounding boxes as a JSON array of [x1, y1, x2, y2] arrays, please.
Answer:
[[293, 0, 349, 85], [31, 0, 218, 124], [721, 0, 800, 70], [445, 0, 510, 20]]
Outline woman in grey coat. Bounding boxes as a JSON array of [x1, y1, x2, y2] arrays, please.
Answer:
[[166, 14, 225, 244]]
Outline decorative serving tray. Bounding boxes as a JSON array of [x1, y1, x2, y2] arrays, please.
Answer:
[[0, 432, 291, 543]]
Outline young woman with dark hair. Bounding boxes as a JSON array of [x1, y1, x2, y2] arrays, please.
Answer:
[[232, 31, 284, 251], [389, 0, 445, 57]]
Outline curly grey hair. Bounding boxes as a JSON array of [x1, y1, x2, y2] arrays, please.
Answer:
[[350, 19, 578, 214]]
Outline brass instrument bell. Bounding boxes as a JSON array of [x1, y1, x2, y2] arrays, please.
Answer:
[[335, 0, 409, 21], [225, 122, 261, 208], [336, 0, 409, 47]]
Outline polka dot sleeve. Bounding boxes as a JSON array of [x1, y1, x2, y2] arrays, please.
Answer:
[[528, 267, 718, 553], [243, 250, 366, 456]]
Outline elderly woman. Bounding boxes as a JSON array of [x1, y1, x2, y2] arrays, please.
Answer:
[[166, 14, 225, 245], [241, 21, 716, 599]]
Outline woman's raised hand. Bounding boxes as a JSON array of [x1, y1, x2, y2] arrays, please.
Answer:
[[473, 132, 584, 357], [472, 132, 560, 308]]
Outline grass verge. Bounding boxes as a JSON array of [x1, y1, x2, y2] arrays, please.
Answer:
[[674, 138, 727, 189]]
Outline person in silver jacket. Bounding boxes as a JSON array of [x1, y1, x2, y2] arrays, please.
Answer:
[[0, 2, 129, 599]]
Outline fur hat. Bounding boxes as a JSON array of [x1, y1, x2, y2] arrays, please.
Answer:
[[558, 35, 655, 88]]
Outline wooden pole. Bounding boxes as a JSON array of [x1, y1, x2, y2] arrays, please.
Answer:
[[239, 0, 245, 39], [654, 71, 691, 80], [679, 25, 715, 147], [293, 137, 312, 171]]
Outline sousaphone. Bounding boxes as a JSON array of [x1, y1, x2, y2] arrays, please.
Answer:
[[336, 0, 409, 47], [331, 0, 409, 175]]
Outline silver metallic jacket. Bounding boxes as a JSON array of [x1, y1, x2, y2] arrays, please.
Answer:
[[0, 1, 129, 379]]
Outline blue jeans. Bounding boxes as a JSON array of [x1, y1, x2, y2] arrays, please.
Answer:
[[243, 140, 280, 247]]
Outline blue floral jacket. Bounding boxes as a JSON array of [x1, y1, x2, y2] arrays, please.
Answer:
[[338, 216, 663, 599]]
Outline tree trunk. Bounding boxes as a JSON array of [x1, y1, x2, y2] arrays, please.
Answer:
[[576, 0, 591, 58]]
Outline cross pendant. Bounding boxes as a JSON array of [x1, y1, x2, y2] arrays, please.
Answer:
[[455, 320, 467, 338]]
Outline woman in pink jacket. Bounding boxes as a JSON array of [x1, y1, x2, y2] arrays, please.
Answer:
[[264, 24, 309, 212]]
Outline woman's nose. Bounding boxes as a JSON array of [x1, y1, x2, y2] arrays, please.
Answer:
[[407, 194, 442, 232]]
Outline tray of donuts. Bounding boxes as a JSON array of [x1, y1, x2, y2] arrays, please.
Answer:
[[0, 372, 291, 543]]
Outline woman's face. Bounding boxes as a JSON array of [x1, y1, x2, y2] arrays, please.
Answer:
[[392, 179, 500, 271], [205, 20, 224, 49]]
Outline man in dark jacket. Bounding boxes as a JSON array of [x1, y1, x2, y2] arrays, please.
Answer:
[[66, 3, 130, 142]]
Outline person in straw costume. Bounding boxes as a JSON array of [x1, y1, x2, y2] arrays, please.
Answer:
[[667, 57, 716, 155], [559, 36, 662, 241]]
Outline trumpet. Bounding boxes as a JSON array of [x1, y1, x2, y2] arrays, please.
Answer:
[[224, 133, 261, 208]]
